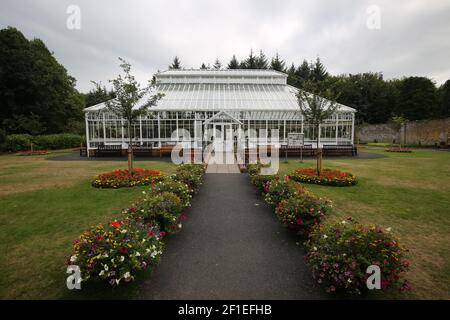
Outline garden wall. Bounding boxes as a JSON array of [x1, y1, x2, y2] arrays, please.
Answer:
[[356, 118, 450, 146]]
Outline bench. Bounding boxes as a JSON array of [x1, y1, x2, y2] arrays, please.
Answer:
[[96, 144, 122, 157], [323, 145, 357, 156], [159, 144, 175, 157], [279, 144, 314, 157], [132, 145, 153, 157]]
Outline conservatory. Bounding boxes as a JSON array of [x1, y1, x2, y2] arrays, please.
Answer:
[[83, 69, 356, 156]]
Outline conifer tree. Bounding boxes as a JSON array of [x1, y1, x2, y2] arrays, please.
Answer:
[[255, 50, 268, 69], [310, 57, 328, 82], [227, 55, 240, 69], [270, 52, 285, 72], [169, 56, 182, 69], [213, 58, 222, 70]]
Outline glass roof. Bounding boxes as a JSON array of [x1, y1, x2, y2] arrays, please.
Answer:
[[84, 70, 356, 113]]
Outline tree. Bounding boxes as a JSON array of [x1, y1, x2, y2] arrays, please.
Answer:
[[390, 115, 408, 147], [0, 26, 84, 135], [255, 50, 268, 69], [270, 52, 285, 72], [242, 49, 257, 69], [106, 58, 163, 172], [286, 63, 297, 86], [395, 76, 437, 120], [297, 82, 340, 174], [200, 63, 207, 70], [310, 57, 328, 82], [438, 79, 450, 118], [227, 55, 240, 69], [213, 58, 222, 70], [85, 81, 115, 107], [169, 56, 181, 69], [295, 60, 311, 86]]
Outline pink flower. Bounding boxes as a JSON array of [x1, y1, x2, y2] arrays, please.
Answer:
[[159, 231, 167, 237]]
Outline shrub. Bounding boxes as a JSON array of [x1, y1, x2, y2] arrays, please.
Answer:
[[305, 218, 410, 295], [68, 217, 164, 286], [264, 176, 307, 206], [134, 191, 184, 234], [385, 147, 413, 153], [291, 168, 357, 187], [16, 150, 49, 156], [172, 164, 205, 194], [250, 174, 277, 193], [150, 177, 191, 207], [247, 163, 263, 176], [4, 134, 33, 152], [92, 168, 163, 188], [33, 133, 83, 150], [275, 194, 332, 237], [3, 133, 84, 152]]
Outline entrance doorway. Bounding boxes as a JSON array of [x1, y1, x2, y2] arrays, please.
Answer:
[[212, 123, 234, 153]]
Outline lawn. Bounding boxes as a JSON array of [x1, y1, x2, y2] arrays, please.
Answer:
[[0, 150, 176, 299], [279, 146, 450, 299], [0, 147, 449, 299]]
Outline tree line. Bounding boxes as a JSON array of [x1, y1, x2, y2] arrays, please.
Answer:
[[1, 26, 449, 140], [168, 51, 450, 124]]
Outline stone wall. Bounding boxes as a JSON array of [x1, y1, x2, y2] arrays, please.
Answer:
[[355, 118, 449, 146]]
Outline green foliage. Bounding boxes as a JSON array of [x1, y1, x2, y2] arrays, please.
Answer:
[[105, 58, 163, 144], [150, 177, 192, 207], [33, 133, 84, 150], [0, 27, 84, 135], [227, 55, 240, 69], [437, 79, 450, 117], [4, 134, 33, 152], [213, 58, 222, 70], [306, 218, 410, 295], [264, 177, 307, 206], [169, 56, 181, 69], [172, 164, 205, 194], [69, 217, 164, 286], [84, 81, 115, 107], [270, 52, 285, 72], [275, 193, 331, 237], [136, 191, 183, 233], [395, 76, 438, 120], [3, 133, 84, 152]]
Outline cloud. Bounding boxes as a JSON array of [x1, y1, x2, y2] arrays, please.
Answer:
[[0, 0, 449, 92]]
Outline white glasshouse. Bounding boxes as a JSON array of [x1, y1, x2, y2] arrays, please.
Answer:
[[84, 69, 356, 155]]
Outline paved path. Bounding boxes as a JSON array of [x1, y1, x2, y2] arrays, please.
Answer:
[[205, 164, 240, 174], [138, 173, 328, 299]]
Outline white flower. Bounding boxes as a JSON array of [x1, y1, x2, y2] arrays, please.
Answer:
[[323, 234, 328, 239], [313, 246, 318, 251], [124, 272, 131, 279], [103, 264, 109, 271], [386, 227, 392, 232], [70, 255, 77, 263], [135, 252, 141, 257], [347, 278, 352, 283], [146, 248, 151, 253], [178, 224, 182, 229], [341, 220, 347, 224], [121, 229, 127, 234], [119, 256, 125, 262], [99, 270, 105, 276], [142, 191, 146, 195]]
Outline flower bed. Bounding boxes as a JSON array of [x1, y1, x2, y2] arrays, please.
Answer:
[[68, 217, 164, 286], [134, 191, 184, 234], [305, 218, 410, 295], [92, 168, 163, 188], [172, 164, 205, 194], [16, 150, 49, 156], [150, 177, 192, 207], [69, 164, 205, 287], [290, 168, 357, 186], [264, 176, 307, 206], [275, 194, 331, 237], [385, 147, 413, 153]]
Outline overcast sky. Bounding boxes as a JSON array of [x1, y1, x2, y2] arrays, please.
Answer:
[[1, 0, 449, 92]]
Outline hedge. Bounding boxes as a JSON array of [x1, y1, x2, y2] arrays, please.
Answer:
[[3, 133, 84, 152]]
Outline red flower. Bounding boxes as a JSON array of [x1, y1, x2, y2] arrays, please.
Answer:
[[128, 207, 137, 213], [111, 220, 122, 228], [95, 235, 104, 240], [296, 218, 303, 225], [148, 231, 155, 237], [284, 175, 290, 182], [119, 246, 128, 253], [159, 231, 167, 237]]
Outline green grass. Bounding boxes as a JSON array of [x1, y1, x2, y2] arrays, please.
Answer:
[[279, 147, 450, 299], [0, 148, 449, 299], [0, 151, 176, 299]]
